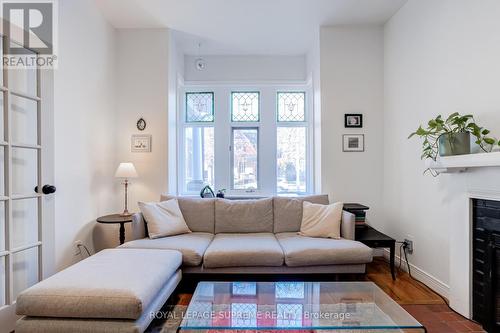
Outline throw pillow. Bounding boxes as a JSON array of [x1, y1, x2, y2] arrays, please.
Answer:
[[298, 201, 343, 239], [138, 199, 191, 239]]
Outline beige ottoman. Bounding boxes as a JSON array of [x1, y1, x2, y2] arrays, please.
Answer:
[[16, 248, 182, 333]]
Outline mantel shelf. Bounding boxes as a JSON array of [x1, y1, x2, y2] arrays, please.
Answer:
[[425, 152, 500, 173]]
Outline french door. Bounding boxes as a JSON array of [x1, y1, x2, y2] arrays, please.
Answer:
[[0, 35, 55, 332]]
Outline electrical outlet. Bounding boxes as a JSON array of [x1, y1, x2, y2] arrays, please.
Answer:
[[404, 238, 414, 254], [74, 240, 83, 256]]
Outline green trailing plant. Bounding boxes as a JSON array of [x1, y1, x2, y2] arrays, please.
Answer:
[[408, 112, 499, 162]]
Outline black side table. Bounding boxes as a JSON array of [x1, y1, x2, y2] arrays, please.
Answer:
[[355, 225, 396, 280], [97, 214, 133, 245]]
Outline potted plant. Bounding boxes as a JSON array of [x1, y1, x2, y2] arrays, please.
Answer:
[[408, 112, 499, 161]]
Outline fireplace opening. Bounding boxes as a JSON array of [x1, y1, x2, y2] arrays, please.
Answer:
[[472, 198, 500, 332]]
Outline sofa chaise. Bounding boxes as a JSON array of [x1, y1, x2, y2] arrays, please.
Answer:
[[16, 248, 182, 333]]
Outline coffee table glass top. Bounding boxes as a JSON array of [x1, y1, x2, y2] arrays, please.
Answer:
[[179, 282, 424, 331]]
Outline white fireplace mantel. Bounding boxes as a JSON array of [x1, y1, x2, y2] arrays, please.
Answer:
[[425, 152, 500, 174]]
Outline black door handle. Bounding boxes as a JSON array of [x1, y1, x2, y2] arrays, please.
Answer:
[[34, 185, 56, 194]]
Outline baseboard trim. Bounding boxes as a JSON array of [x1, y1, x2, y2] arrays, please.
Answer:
[[382, 249, 450, 299]]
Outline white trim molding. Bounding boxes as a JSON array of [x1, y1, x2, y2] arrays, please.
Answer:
[[468, 188, 500, 201], [383, 249, 450, 299]]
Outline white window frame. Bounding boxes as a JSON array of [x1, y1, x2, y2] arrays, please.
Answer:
[[178, 83, 313, 197]]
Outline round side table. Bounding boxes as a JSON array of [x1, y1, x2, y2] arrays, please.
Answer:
[[96, 214, 133, 245]]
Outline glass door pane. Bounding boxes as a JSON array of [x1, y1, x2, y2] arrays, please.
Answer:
[[8, 43, 37, 96], [0, 202, 5, 251], [0, 147, 5, 196], [0, 256, 5, 306], [12, 247, 39, 299], [11, 199, 38, 248], [0, 92, 4, 141], [12, 148, 38, 195], [11, 95, 38, 145]]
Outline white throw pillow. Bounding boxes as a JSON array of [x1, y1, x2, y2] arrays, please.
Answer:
[[138, 199, 191, 239], [298, 201, 343, 239]]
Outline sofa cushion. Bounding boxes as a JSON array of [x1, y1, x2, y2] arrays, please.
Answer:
[[139, 199, 191, 239], [203, 233, 284, 268], [273, 195, 329, 233], [276, 232, 372, 267], [161, 195, 215, 233], [299, 201, 343, 239], [215, 198, 273, 233], [16, 249, 182, 320], [119, 232, 214, 266]]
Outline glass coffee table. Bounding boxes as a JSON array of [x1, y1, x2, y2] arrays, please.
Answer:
[[179, 282, 425, 332]]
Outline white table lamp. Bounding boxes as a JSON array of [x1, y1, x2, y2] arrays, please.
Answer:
[[115, 162, 138, 216]]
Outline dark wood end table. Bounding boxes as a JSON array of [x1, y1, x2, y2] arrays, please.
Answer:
[[355, 224, 396, 280], [96, 214, 133, 245]]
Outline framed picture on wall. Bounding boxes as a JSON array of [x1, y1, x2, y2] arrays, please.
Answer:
[[345, 114, 363, 128], [131, 134, 152, 152], [343, 134, 364, 152]]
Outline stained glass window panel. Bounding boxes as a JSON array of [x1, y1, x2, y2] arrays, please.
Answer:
[[277, 304, 303, 327], [187, 302, 213, 327], [231, 303, 257, 327], [232, 128, 258, 190], [232, 282, 257, 296], [277, 92, 305, 122], [277, 127, 306, 193], [232, 92, 259, 122], [275, 282, 305, 299], [186, 92, 214, 122]]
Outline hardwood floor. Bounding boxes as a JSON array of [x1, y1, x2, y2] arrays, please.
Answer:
[[365, 257, 445, 304], [366, 258, 485, 333], [171, 258, 487, 333]]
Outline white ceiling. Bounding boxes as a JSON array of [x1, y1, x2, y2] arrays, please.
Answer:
[[95, 0, 407, 55]]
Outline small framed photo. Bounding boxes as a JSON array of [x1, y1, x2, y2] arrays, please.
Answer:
[[345, 114, 363, 128], [343, 134, 364, 152], [131, 134, 151, 152]]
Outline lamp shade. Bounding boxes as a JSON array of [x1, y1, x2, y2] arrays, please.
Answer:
[[115, 162, 138, 178]]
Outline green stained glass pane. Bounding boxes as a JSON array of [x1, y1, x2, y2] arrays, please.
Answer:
[[277, 92, 305, 122], [186, 92, 214, 122], [231, 92, 259, 122]]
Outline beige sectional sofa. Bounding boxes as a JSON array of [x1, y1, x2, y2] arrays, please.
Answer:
[[121, 195, 373, 274], [15, 195, 373, 333]]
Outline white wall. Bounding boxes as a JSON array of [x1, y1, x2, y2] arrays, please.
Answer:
[[184, 55, 306, 82], [320, 26, 385, 226], [384, 0, 500, 315], [114, 29, 170, 214], [54, 11, 171, 267], [54, 0, 118, 270]]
